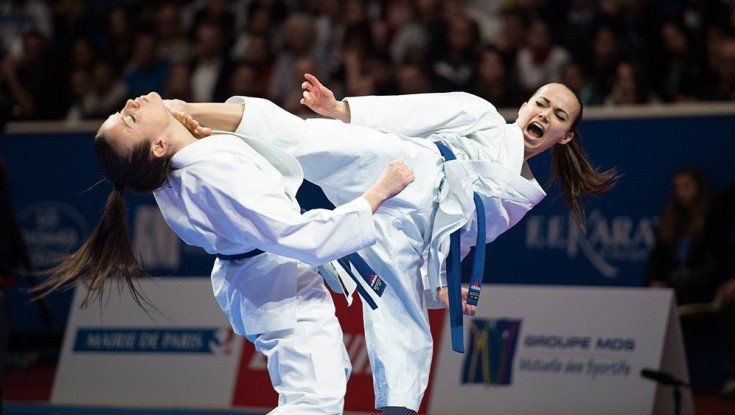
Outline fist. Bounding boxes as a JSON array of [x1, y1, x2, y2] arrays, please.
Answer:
[[377, 160, 415, 199]]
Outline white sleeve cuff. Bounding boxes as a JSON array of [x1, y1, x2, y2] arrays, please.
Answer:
[[334, 196, 376, 249]]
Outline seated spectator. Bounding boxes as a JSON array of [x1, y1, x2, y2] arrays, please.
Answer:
[[397, 62, 431, 94], [654, 21, 699, 102], [228, 62, 262, 99], [82, 61, 127, 119], [164, 62, 193, 102], [155, 2, 191, 63], [0, 0, 52, 57], [190, 20, 233, 102], [587, 25, 621, 97], [697, 36, 735, 101], [604, 61, 658, 106], [65, 68, 90, 122], [472, 47, 523, 107], [561, 62, 601, 106], [0, 31, 65, 120], [516, 19, 571, 93], [431, 14, 479, 92], [124, 31, 170, 98], [268, 13, 321, 105], [647, 168, 717, 305]]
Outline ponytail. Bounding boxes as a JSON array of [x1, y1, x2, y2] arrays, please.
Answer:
[[549, 87, 621, 233], [32, 187, 149, 307], [33, 131, 170, 308]]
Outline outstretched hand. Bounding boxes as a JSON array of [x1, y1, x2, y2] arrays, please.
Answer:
[[164, 99, 212, 139], [437, 287, 477, 316], [300, 73, 350, 122]]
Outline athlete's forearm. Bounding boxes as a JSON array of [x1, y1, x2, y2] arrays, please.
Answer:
[[188, 102, 245, 132]]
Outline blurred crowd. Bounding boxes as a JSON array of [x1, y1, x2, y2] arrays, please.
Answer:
[[2, 0, 735, 122]]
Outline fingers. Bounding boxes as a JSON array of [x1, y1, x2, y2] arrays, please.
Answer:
[[304, 73, 322, 87]]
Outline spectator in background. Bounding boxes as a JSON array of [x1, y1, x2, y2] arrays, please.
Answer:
[[65, 68, 90, 121], [698, 36, 735, 101], [0, 31, 66, 119], [0, 0, 52, 57], [385, 0, 427, 65], [104, 8, 133, 69], [190, 20, 233, 102], [70, 37, 95, 72], [228, 62, 262, 99], [155, 2, 191, 63], [396, 62, 431, 94], [51, 0, 91, 54], [561, 62, 601, 106], [647, 168, 717, 305], [268, 13, 321, 104], [493, 8, 526, 71], [560, 0, 599, 64], [655, 21, 698, 102], [516, 19, 570, 93], [165, 62, 193, 102], [431, 14, 479, 92], [472, 46, 522, 107], [124, 30, 170, 99], [83, 61, 128, 119], [587, 25, 621, 97], [604, 61, 657, 106]]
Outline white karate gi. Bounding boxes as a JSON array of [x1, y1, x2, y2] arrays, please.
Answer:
[[153, 132, 377, 414], [226, 92, 546, 411]]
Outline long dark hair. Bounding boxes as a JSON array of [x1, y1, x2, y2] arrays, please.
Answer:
[[549, 86, 621, 233], [32, 132, 171, 307]]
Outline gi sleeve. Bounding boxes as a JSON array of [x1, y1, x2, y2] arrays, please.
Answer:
[[181, 155, 376, 266], [344, 92, 506, 138]]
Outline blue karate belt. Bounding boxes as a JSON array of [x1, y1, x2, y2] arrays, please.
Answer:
[[434, 141, 487, 354], [216, 210, 386, 311]]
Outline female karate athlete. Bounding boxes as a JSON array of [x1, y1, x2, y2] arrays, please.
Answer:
[[34, 91, 415, 414], [167, 78, 619, 414]]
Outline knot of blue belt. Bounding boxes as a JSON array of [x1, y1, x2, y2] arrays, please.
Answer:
[[434, 141, 487, 354]]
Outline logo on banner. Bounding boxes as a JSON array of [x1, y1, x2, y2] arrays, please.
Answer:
[[18, 201, 90, 268], [525, 210, 656, 278], [462, 318, 522, 386], [73, 327, 235, 354]]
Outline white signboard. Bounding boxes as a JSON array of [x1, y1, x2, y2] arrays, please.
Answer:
[[428, 285, 691, 415], [52, 278, 244, 408]]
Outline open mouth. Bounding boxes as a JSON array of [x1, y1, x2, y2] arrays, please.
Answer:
[[526, 121, 544, 139]]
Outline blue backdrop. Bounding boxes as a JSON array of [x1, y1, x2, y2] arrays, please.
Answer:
[[3, 113, 735, 332]]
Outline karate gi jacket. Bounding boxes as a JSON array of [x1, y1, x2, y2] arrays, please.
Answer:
[[153, 132, 376, 335], [344, 92, 546, 304]]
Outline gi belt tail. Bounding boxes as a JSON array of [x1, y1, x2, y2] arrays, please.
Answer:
[[433, 142, 487, 354]]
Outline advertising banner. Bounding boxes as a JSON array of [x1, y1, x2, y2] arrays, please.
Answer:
[[429, 285, 691, 415]]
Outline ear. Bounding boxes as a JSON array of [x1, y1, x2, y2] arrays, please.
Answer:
[[151, 135, 168, 158], [558, 131, 574, 145]]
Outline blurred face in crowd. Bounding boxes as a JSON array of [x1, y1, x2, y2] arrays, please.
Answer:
[[447, 16, 475, 53], [515, 83, 580, 157], [719, 39, 735, 80], [92, 63, 115, 92], [108, 8, 130, 39], [73, 38, 95, 69], [613, 63, 637, 96], [70, 69, 90, 98], [230, 65, 258, 95], [672, 173, 698, 208], [196, 24, 224, 59], [477, 49, 505, 84], [165, 63, 192, 99], [134, 34, 158, 67], [661, 23, 688, 56], [156, 3, 181, 39], [398, 64, 430, 94], [593, 27, 617, 62], [285, 16, 315, 55], [528, 20, 552, 54], [245, 36, 271, 64], [98, 93, 171, 159], [23, 33, 45, 64], [562, 64, 586, 92]]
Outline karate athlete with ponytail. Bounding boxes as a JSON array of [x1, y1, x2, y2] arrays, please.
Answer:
[[34, 91, 416, 415], [166, 80, 620, 414]]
